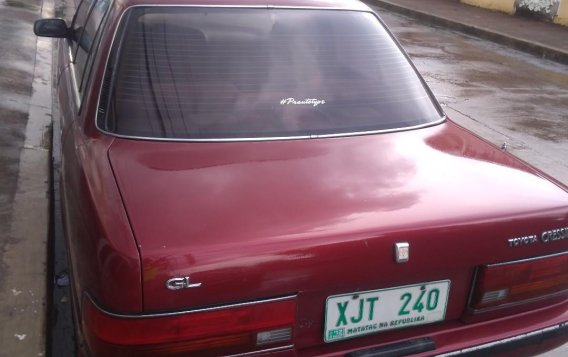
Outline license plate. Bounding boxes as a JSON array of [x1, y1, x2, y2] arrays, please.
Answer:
[[324, 280, 450, 342]]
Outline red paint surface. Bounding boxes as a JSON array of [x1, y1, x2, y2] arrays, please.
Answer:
[[54, 0, 568, 355]]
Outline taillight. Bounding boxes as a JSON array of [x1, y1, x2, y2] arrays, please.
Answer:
[[82, 295, 296, 356], [470, 253, 568, 311]]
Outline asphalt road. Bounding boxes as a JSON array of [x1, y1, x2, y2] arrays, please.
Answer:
[[375, 8, 568, 185], [0, 1, 566, 356]]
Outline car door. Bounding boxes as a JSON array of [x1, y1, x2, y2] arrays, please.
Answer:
[[56, 0, 113, 339]]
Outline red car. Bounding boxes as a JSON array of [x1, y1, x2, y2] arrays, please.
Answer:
[[35, 0, 567, 356]]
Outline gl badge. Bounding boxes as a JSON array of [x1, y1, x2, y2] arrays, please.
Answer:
[[394, 242, 410, 263], [166, 276, 202, 290]]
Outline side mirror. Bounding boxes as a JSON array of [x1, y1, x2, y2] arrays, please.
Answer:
[[34, 18, 69, 38]]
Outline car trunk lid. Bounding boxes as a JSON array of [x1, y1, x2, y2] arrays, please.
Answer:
[[107, 121, 568, 350]]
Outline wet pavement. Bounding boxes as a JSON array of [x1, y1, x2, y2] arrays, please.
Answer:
[[0, 0, 46, 355], [375, 8, 568, 185], [0, 0, 54, 356], [365, 0, 568, 64], [0, 0, 41, 288]]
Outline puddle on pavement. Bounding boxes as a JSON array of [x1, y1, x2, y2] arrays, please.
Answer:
[[0, 66, 34, 95], [511, 115, 567, 143]]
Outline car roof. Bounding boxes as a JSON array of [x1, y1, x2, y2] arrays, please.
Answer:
[[116, 0, 372, 12]]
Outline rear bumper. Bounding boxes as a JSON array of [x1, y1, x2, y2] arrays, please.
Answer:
[[79, 298, 568, 357], [336, 322, 568, 357], [429, 298, 568, 357], [295, 298, 568, 357], [436, 321, 568, 356]]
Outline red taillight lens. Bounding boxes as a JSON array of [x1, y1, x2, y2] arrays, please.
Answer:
[[471, 253, 568, 311], [82, 296, 296, 357]]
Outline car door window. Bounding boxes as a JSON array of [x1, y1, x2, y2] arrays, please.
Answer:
[[78, 0, 111, 94], [70, 0, 96, 60]]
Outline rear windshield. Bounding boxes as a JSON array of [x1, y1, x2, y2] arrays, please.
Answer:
[[98, 7, 443, 140]]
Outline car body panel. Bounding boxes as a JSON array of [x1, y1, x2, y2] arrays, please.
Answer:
[[56, 5, 143, 312], [108, 120, 567, 328], [60, 125, 143, 312]]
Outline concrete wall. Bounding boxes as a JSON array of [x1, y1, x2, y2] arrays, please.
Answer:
[[557, 0, 568, 24], [460, 0, 568, 25], [461, 0, 516, 14]]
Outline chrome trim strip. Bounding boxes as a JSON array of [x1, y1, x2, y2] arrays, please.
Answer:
[[84, 293, 296, 319], [435, 321, 568, 356], [96, 118, 446, 142], [69, 62, 81, 110], [67, 43, 74, 63], [226, 345, 294, 357], [65, 37, 80, 106], [486, 251, 568, 268], [94, 4, 445, 142], [110, 4, 371, 11]]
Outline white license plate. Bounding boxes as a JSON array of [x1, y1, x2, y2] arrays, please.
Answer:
[[324, 280, 450, 342]]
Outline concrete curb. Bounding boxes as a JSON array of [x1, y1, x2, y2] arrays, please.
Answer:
[[365, 0, 568, 65]]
